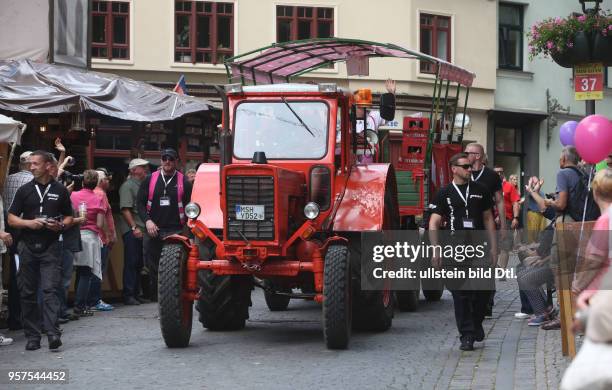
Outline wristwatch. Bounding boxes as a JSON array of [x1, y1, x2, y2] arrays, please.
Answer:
[[131, 225, 137, 231]]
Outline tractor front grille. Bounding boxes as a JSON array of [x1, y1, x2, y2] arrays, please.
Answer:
[[226, 175, 275, 241]]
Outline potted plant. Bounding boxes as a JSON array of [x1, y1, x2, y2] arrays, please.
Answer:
[[528, 10, 612, 67]]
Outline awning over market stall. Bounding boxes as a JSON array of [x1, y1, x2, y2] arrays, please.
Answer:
[[0, 113, 26, 144], [0, 60, 219, 122]]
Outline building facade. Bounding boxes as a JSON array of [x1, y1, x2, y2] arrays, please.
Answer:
[[91, 0, 498, 146], [492, 0, 612, 193]]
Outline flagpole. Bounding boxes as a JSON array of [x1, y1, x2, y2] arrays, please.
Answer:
[[170, 94, 179, 118]]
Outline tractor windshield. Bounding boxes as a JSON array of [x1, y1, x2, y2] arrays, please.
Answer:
[[233, 101, 328, 159]]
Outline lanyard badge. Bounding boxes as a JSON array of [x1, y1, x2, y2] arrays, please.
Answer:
[[34, 183, 51, 215], [452, 182, 474, 229]]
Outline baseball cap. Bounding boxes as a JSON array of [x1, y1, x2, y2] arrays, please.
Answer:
[[161, 148, 178, 159], [96, 167, 113, 179], [128, 158, 149, 170], [19, 151, 32, 163]]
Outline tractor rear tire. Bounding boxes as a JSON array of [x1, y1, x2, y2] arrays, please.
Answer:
[[158, 243, 193, 348], [396, 290, 419, 312], [196, 271, 253, 331], [264, 285, 291, 311], [323, 245, 352, 349]]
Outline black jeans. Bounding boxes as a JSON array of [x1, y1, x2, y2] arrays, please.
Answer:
[[17, 241, 62, 341], [7, 247, 22, 329], [122, 231, 144, 299], [450, 290, 491, 338]]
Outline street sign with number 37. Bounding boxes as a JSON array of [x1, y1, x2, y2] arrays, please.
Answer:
[[574, 63, 604, 101]]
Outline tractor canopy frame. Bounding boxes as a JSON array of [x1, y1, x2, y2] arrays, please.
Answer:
[[224, 37, 475, 169]]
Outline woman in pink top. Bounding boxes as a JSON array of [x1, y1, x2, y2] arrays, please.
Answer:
[[70, 170, 105, 315], [574, 168, 612, 306]]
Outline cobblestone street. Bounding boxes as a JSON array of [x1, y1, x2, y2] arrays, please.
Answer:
[[0, 257, 572, 390]]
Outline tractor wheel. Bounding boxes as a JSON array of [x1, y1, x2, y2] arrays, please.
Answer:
[[196, 270, 253, 331], [423, 289, 443, 302], [352, 289, 395, 331], [158, 243, 193, 348], [323, 245, 352, 349], [264, 284, 291, 311], [396, 290, 419, 312]]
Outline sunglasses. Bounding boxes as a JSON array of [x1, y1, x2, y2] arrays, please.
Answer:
[[161, 156, 176, 162], [453, 164, 472, 169]]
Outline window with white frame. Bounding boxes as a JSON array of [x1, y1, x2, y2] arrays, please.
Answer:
[[174, 1, 234, 64]]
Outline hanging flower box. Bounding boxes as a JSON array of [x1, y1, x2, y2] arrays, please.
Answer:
[[528, 10, 612, 68]]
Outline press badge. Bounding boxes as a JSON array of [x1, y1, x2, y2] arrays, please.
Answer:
[[160, 197, 171, 206], [462, 219, 474, 229]]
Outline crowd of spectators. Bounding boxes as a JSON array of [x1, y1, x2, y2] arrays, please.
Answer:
[[0, 138, 193, 350]]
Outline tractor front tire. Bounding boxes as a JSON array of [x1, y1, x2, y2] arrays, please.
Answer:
[[323, 245, 352, 349], [158, 243, 193, 348], [196, 271, 253, 331]]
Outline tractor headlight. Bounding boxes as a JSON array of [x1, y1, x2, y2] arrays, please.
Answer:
[[185, 202, 201, 219], [304, 202, 320, 220]]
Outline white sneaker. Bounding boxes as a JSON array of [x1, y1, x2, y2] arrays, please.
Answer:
[[0, 335, 14, 346], [515, 312, 531, 319]]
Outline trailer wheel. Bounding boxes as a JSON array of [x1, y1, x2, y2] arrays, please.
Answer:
[[158, 243, 192, 348], [196, 271, 253, 331], [423, 289, 443, 302], [396, 290, 419, 312], [323, 245, 352, 349], [352, 289, 395, 331], [264, 283, 291, 311]]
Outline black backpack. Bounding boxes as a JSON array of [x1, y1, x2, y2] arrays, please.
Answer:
[[565, 166, 600, 222]]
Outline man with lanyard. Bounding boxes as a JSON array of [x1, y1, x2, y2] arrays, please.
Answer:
[[137, 148, 192, 301], [8, 151, 73, 351], [465, 143, 504, 317], [429, 152, 497, 351]]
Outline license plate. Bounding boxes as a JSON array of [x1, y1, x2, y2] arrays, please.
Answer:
[[235, 205, 265, 220]]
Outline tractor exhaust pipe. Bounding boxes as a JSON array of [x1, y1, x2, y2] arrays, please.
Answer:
[[212, 85, 232, 187]]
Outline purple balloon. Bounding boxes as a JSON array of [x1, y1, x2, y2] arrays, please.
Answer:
[[559, 121, 578, 146], [575, 115, 612, 164]]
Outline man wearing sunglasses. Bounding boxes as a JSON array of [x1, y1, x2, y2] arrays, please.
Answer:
[[429, 152, 497, 351], [465, 143, 504, 318], [137, 148, 192, 301]]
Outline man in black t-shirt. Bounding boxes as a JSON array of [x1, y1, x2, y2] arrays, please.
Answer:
[[137, 148, 192, 301], [465, 143, 504, 317], [8, 151, 73, 351], [429, 152, 497, 351]]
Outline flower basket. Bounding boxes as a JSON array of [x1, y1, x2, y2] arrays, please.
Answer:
[[592, 34, 612, 65], [550, 31, 591, 68], [529, 11, 612, 67]]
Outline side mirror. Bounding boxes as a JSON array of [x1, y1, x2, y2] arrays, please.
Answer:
[[379, 93, 396, 121]]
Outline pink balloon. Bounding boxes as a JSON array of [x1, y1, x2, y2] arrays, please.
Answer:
[[575, 115, 612, 164]]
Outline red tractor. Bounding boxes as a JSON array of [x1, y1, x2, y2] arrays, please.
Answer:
[[158, 39, 475, 349]]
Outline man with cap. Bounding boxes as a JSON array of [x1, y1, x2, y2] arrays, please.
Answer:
[[3, 150, 33, 330], [119, 158, 150, 305], [137, 148, 192, 301]]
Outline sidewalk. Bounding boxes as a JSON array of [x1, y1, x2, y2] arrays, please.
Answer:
[[438, 267, 573, 390]]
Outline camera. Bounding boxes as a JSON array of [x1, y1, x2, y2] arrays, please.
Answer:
[[545, 193, 556, 200], [60, 170, 84, 186]]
